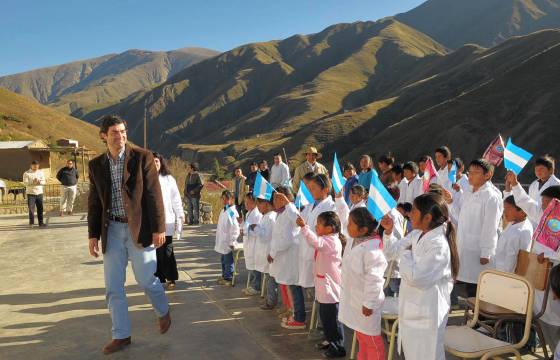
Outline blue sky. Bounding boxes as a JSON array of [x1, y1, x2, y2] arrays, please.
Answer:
[[1, 0, 425, 76]]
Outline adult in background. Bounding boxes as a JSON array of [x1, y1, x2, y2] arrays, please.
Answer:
[[233, 167, 248, 214], [270, 153, 290, 188], [292, 146, 328, 194], [246, 162, 259, 191], [56, 159, 79, 216], [154, 153, 183, 290], [357, 155, 376, 190], [23, 160, 47, 228], [184, 163, 204, 225], [88, 115, 170, 355], [259, 160, 270, 181]]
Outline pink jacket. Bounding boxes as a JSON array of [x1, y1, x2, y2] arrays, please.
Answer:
[[301, 226, 343, 304]]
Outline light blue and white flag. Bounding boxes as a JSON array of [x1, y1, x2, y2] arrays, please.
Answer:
[[295, 180, 314, 210], [254, 172, 275, 200], [367, 175, 397, 221], [448, 161, 457, 185], [331, 152, 346, 194], [504, 138, 533, 175], [225, 205, 237, 224]]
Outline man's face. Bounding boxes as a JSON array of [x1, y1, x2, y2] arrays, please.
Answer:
[[67, 161, 74, 168], [235, 169, 242, 177], [273, 156, 281, 166], [306, 153, 317, 164], [102, 123, 127, 150]]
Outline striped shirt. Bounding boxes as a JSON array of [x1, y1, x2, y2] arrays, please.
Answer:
[[108, 147, 126, 217]]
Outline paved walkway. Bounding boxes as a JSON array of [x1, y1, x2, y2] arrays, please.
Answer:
[[0, 214, 549, 359]]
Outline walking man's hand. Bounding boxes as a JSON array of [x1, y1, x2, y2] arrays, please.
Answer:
[[152, 232, 166, 248], [89, 238, 100, 257]]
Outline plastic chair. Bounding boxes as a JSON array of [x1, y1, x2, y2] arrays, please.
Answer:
[[231, 243, 244, 287], [445, 270, 534, 359]]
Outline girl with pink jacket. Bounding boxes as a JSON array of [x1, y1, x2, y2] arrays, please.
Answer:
[[297, 211, 346, 358]]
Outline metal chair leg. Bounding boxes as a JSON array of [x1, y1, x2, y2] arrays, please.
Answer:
[[260, 274, 267, 298], [245, 269, 252, 290], [387, 319, 399, 360], [308, 300, 318, 333], [231, 250, 241, 287]]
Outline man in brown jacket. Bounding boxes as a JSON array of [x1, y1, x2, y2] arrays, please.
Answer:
[[88, 115, 171, 355]]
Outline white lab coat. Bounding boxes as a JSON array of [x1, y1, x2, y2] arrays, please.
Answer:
[[384, 208, 406, 279], [402, 176, 424, 204], [383, 226, 454, 360], [270, 162, 291, 188], [437, 167, 453, 192], [254, 211, 277, 273], [215, 207, 240, 254], [269, 203, 300, 285], [494, 219, 533, 273], [397, 178, 409, 204], [338, 236, 387, 336], [529, 175, 560, 207], [243, 208, 263, 271], [297, 197, 336, 288], [451, 181, 503, 284], [158, 175, 184, 236], [334, 197, 365, 238]]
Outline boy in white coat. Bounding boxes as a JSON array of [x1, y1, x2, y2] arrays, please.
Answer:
[[253, 198, 278, 309], [402, 161, 424, 205], [215, 190, 241, 286], [446, 159, 502, 299], [242, 193, 263, 295]]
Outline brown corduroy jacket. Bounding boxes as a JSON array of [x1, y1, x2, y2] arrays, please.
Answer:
[[88, 144, 165, 253]]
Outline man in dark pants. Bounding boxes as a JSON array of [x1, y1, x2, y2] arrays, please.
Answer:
[[23, 160, 46, 227], [184, 163, 203, 225], [88, 115, 170, 355]]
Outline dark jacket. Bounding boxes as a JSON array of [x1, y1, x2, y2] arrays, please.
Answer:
[[184, 172, 204, 198], [57, 166, 79, 186], [88, 145, 165, 253]]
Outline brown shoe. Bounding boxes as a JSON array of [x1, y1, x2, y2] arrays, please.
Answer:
[[102, 337, 131, 355], [159, 311, 171, 334]]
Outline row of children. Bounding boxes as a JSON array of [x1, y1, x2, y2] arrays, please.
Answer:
[[214, 144, 560, 359]]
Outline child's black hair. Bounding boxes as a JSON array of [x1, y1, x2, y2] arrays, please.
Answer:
[[428, 183, 444, 196], [402, 202, 412, 213], [317, 211, 347, 249], [348, 207, 378, 237], [504, 195, 523, 211], [469, 158, 493, 175], [418, 155, 431, 163], [221, 190, 233, 199], [453, 157, 464, 171], [343, 162, 356, 172], [550, 265, 560, 298], [303, 172, 316, 181], [413, 193, 460, 280], [310, 173, 332, 191], [403, 161, 419, 174], [542, 186, 560, 201], [245, 191, 256, 202], [535, 155, 555, 171], [275, 186, 294, 201], [391, 163, 404, 177], [386, 183, 400, 201], [378, 153, 395, 166], [350, 184, 367, 198], [435, 146, 451, 159], [256, 197, 273, 205]]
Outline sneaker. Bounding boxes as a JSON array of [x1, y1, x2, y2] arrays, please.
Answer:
[[39, 223, 47, 227], [322, 348, 346, 358], [315, 341, 330, 351], [281, 320, 306, 330], [246, 288, 260, 296], [219, 279, 232, 286], [216, 276, 224, 282]]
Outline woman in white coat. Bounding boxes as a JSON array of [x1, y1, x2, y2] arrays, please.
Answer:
[[153, 153, 184, 289], [381, 192, 460, 360]]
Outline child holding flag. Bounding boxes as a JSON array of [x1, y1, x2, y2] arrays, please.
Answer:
[[297, 211, 346, 358], [215, 190, 241, 286], [242, 193, 263, 295]]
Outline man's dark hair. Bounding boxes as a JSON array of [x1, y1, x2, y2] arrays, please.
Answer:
[[435, 146, 451, 159], [273, 153, 282, 158], [469, 159, 493, 175], [100, 115, 127, 134], [535, 155, 555, 171]]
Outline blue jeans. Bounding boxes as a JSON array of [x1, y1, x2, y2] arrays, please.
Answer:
[[289, 285, 306, 323], [266, 274, 278, 306], [104, 221, 169, 339], [250, 270, 262, 291], [221, 252, 234, 280], [186, 196, 200, 224]]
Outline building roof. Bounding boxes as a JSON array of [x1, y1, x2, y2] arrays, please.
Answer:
[[0, 140, 49, 150]]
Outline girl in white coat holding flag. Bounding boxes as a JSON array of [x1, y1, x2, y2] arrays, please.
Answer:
[[381, 192, 460, 360], [242, 193, 263, 295]]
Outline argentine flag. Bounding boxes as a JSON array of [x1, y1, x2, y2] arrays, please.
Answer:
[[295, 180, 314, 210], [254, 172, 275, 200], [448, 161, 457, 185], [225, 205, 237, 224], [367, 175, 397, 221], [504, 138, 533, 175], [331, 152, 346, 194]]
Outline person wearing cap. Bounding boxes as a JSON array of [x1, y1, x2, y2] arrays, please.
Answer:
[[292, 146, 328, 194]]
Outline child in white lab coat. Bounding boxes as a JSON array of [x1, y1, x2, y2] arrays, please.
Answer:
[[338, 207, 388, 360], [254, 198, 278, 310], [494, 196, 533, 273], [215, 190, 241, 286], [335, 184, 366, 238], [381, 192, 459, 360], [401, 161, 424, 205], [268, 186, 303, 329], [242, 193, 263, 295], [548, 265, 560, 360]]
